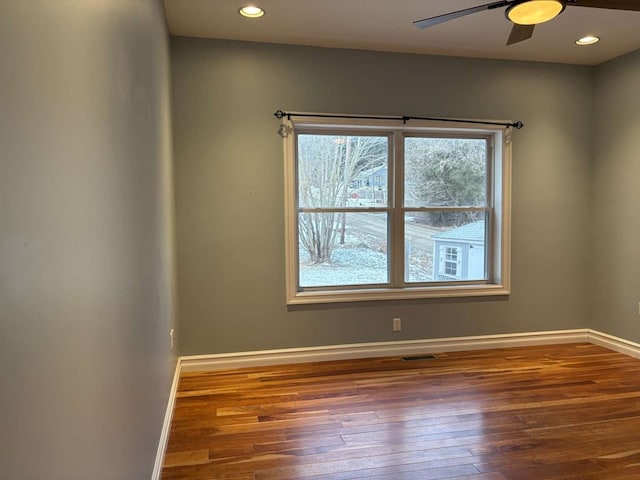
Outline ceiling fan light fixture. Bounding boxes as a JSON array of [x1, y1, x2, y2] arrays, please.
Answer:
[[506, 0, 566, 26]]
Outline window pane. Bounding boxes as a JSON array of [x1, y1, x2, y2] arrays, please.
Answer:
[[298, 212, 388, 287], [405, 213, 487, 283], [404, 137, 487, 208], [297, 134, 389, 209]]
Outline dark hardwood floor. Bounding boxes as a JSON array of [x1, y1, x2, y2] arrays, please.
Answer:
[[161, 343, 640, 480]]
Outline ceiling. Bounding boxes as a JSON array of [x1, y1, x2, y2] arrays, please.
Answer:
[[163, 0, 640, 66]]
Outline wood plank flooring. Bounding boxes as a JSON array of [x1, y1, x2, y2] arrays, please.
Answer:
[[161, 343, 640, 480]]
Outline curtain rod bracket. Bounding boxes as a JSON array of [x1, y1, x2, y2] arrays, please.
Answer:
[[274, 110, 291, 120]]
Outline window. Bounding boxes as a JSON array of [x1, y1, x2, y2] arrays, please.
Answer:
[[283, 116, 511, 304], [440, 246, 461, 278]]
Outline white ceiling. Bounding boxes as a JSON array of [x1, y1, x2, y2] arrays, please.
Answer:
[[164, 0, 640, 66]]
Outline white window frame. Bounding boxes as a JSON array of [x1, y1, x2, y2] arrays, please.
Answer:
[[283, 115, 512, 305]]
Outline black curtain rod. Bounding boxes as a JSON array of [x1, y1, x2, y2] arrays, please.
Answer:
[[273, 110, 523, 129]]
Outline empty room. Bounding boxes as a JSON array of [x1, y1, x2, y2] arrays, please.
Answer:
[[2, 1, 640, 479]]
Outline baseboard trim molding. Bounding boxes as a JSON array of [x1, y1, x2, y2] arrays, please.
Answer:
[[180, 329, 591, 373], [587, 330, 640, 359], [151, 357, 182, 480]]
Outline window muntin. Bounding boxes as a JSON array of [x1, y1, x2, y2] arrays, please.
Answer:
[[284, 117, 511, 304]]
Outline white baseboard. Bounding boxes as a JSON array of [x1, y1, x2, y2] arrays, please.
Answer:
[[151, 357, 181, 480], [587, 330, 640, 359], [180, 329, 591, 372]]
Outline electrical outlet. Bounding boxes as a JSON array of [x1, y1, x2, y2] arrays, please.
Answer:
[[170, 328, 175, 351], [392, 317, 402, 332]]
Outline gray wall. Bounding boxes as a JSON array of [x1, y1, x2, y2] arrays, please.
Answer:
[[591, 49, 640, 342], [171, 38, 593, 355], [0, 1, 176, 479]]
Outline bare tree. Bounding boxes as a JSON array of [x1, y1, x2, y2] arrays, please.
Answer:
[[298, 134, 386, 264]]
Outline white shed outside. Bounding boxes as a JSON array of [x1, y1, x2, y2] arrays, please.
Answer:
[[432, 220, 486, 281]]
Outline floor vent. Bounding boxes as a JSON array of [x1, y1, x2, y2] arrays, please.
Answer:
[[401, 354, 438, 361]]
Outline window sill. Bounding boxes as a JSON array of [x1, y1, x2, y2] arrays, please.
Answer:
[[287, 284, 510, 305]]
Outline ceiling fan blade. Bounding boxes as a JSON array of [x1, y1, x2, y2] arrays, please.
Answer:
[[567, 0, 640, 11], [413, 1, 510, 29], [506, 23, 535, 45]]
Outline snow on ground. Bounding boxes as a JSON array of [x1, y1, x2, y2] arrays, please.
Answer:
[[299, 245, 432, 287], [299, 247, 387, 286]]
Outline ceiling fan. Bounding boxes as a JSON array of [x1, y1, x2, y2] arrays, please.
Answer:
[[414, 0, 640, 46]]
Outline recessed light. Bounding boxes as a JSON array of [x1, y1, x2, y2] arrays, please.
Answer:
[[239, 5, 265, 18], [576, 35, 600, 46]]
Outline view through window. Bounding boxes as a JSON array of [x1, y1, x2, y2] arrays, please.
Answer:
[[284, 117, 511, 304]]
